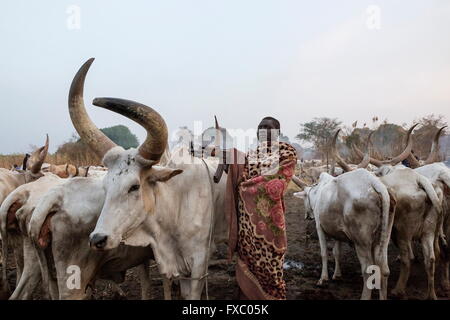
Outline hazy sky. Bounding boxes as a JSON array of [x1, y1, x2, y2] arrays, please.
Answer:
[[1, 0, 449, 153]]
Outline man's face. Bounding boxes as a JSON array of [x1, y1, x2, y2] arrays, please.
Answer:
[[257, 119, 279, 143]]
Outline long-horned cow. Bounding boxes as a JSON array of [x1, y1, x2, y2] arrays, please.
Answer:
[[67, 58, 227, 299], [0, 137, 49, 293], [412, 126, 450, 295], [0, 173, 65, 298], [0, 136, 49, 205], [415, 162, 450, 294], [293, 130, 395, 299], [363, 125, 444, 299]]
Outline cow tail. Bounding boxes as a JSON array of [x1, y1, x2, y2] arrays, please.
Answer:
[[439, 170, 450, 194], [28, 189, 62, 247], [0, 223, 9, 294], [417, 175, 442, 215], [0, 192, 29, 294], [371, 179, 395, 277], [28, 189, 63, 299], [437, 170, 450, 258]]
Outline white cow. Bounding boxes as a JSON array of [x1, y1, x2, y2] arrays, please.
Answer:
[[374, 165, 443, 299], [293, 130, 394, 300], [67, 58, 227, 300], [0, 135, 49, 205], [415, 162, 450, 294], [29, 177, 161, 300], [362, 126, 445, 299], [294, 170, 394, 299], [0, 173, 65, 298], [0, 135, 49, 276]]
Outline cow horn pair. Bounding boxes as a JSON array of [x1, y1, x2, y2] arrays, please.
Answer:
[[30, 134, 49, 174], [331, 129, 371, 172], [68, 58, 168, 165], [352, 124, 418, 167]]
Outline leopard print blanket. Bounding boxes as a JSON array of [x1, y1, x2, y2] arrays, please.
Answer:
[[236, 141, 297, 300]]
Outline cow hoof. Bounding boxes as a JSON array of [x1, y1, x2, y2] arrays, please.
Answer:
[[332, 274, 342, 281], [317, 279, 329, 287], [426, 293, 438, 300], [112, 292, 127, 300], [390, 289, 406, 300]]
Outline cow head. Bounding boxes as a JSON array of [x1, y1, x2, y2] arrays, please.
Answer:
[[68, 58, 182, 250], [293, 187, 313, 220]]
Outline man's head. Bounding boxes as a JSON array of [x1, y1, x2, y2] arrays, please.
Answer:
[[257, 116, 280, 144]]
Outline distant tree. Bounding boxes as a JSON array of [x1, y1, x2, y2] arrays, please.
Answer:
[[296, 117, 342, 161], [55, 125, 139, 166], [414, 114, 447, 128], [100, 125, 139, 149]]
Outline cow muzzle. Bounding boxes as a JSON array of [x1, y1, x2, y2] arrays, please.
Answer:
[[89, 233, 108, 250]]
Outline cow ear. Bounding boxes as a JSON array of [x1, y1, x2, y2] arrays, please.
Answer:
[[293, 191, 306, 199], [148, 167, 183, 183]]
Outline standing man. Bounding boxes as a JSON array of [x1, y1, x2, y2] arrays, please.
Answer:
[[219, 116, 297, 300]]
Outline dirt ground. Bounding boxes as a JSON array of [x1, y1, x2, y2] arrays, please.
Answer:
[[2, 191, 449, 300]]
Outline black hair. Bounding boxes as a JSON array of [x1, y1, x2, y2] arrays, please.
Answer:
[[260, 116, 280, 130]]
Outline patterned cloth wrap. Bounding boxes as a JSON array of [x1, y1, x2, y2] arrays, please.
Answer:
[[235, 143, 296, 300]]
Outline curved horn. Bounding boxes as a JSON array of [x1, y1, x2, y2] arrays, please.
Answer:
[[357, 152, 370, 169], [406, 154, 421, 169], [215, 115, 219, 130], [425, 126, 447, 165], [213, 115, 227, 183], [352, 133, 384, 167], [292, 176, 308, 189], [93, 98, 168, 163], [364, 124, 419, 167], [30, 134, 49, 174], [68, 58, 117, 159], [387, 123, 418, 165], [214, 115, 222, 147], [356, 131, 373, 169], [331, 129, 352, 172]]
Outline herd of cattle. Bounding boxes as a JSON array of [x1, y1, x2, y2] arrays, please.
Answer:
[[0, 58, 449, 300]]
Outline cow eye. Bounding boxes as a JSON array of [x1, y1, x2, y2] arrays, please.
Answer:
[[128, 184, 140, 193]]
